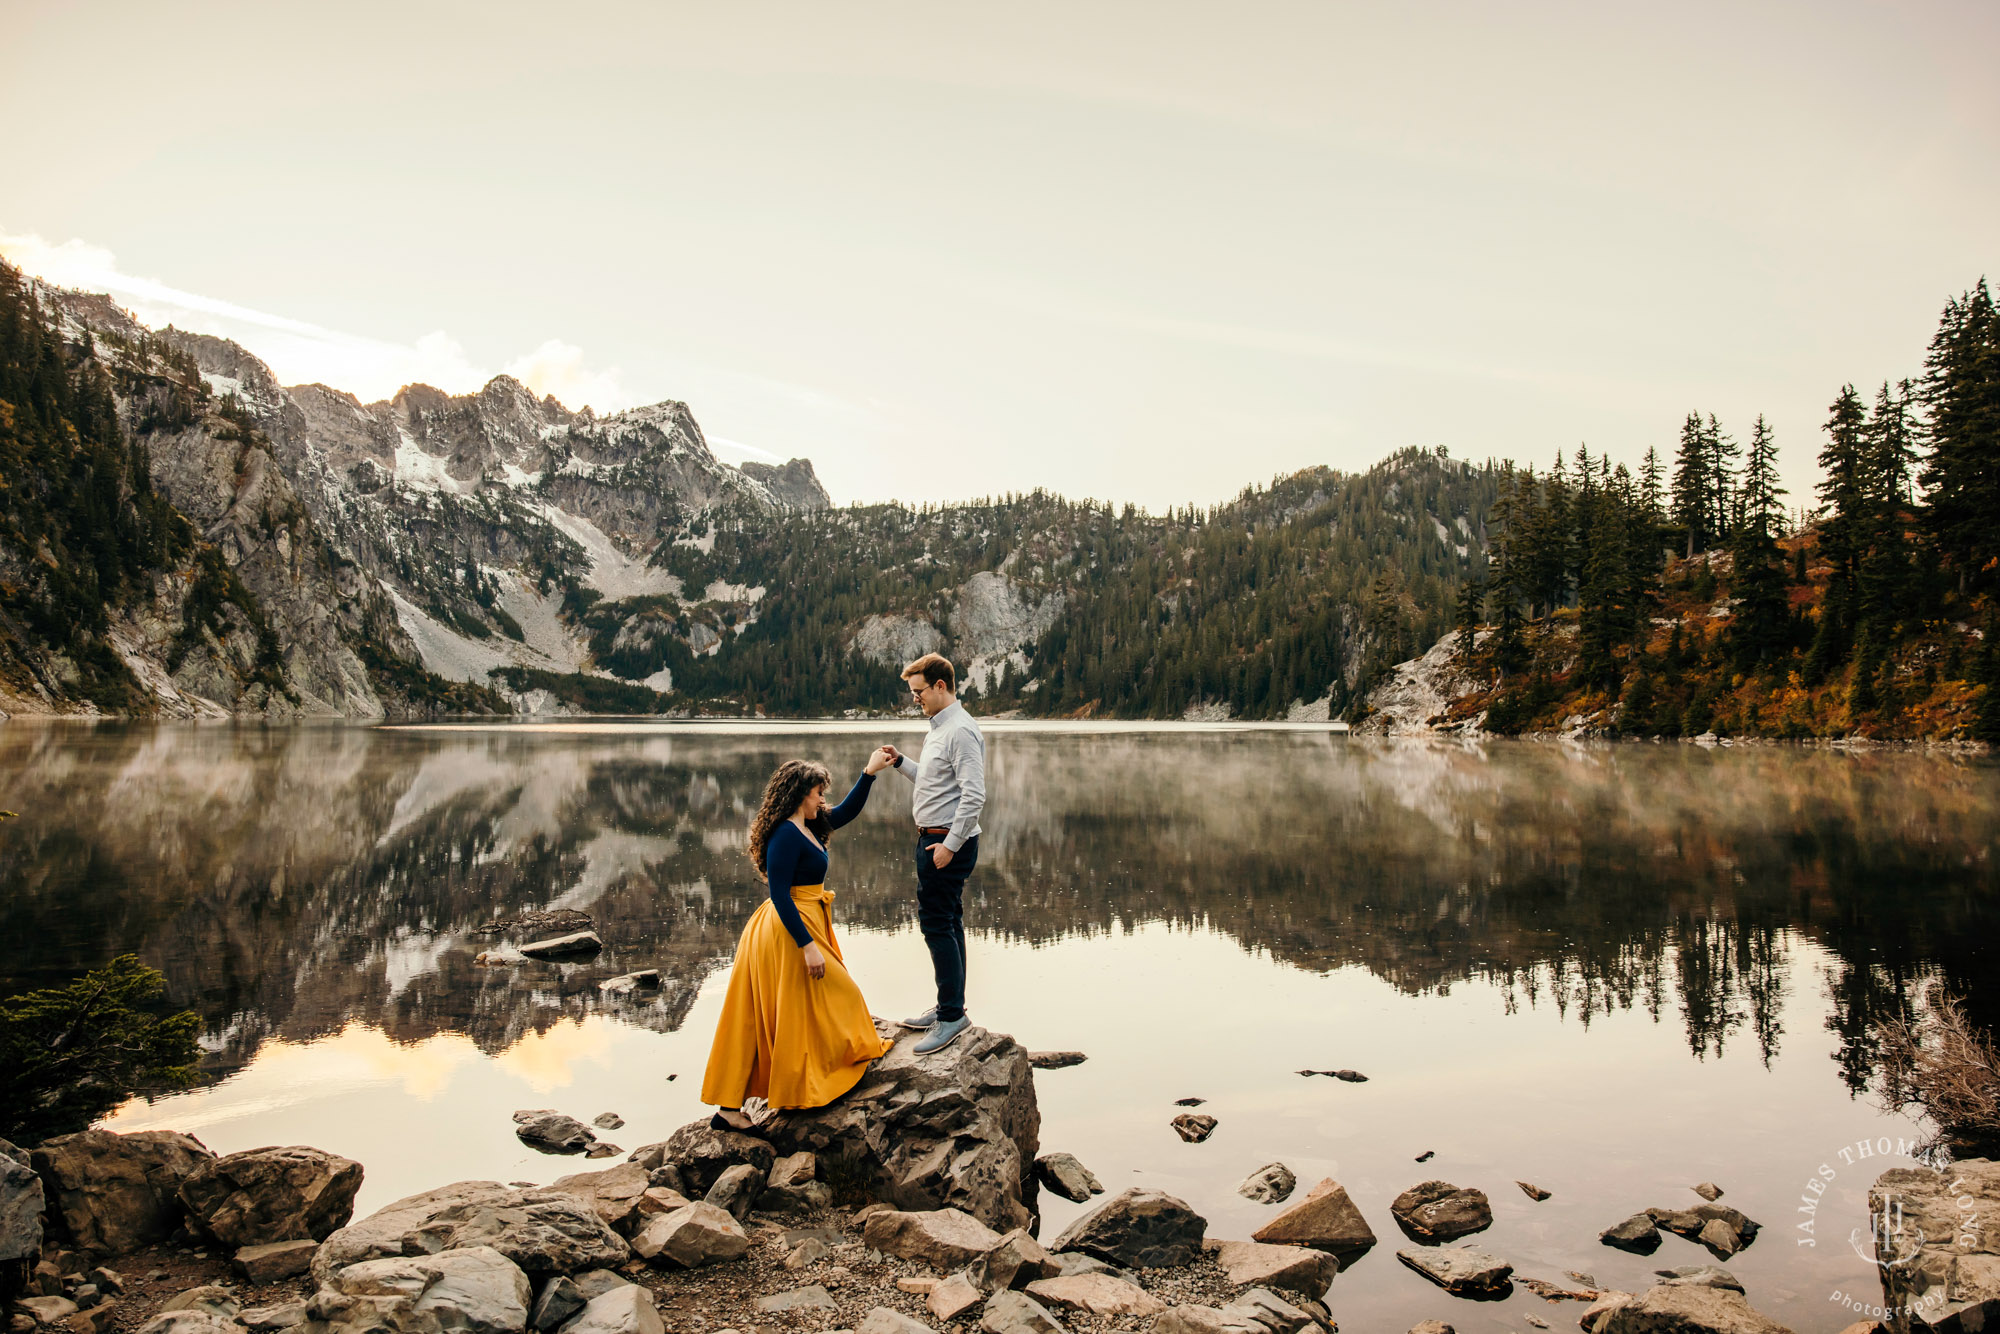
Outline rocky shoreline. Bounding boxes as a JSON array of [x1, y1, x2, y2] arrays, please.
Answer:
[[2, 1025, 1994, 1334]]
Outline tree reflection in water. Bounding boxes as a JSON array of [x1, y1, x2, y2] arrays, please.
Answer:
[[0, 724, 1992, 1100]]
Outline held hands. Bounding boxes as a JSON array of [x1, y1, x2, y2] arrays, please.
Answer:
[[801, 941, 828, 980], [864, 745, 898, 776]]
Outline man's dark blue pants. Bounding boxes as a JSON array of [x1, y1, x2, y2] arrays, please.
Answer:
[[915, 831, 978, 1023]]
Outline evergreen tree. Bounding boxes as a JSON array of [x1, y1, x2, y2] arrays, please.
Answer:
[[1671, 413, 1709, 556], [1919, 279, 2000, 594], [1728, 415, 1788, 668], [1808, 386, 1869, 684]]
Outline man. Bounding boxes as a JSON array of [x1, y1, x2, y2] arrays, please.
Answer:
[[885, 651, 985, 1055]]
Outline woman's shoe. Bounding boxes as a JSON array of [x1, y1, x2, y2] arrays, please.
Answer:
[[710, 1110, 748, 1132]]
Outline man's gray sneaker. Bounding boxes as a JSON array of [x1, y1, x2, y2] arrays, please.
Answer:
[[913, 1015, 971, 1055], [898, 1007, 939, 1030]]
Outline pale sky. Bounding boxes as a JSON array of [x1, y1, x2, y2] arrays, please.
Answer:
[[4, 1, 1994, 509]]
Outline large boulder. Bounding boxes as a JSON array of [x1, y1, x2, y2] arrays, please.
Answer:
[[311, 1182, 629, 1285], [1250, 1179, 1375, 1256], [1389, 1182, 1492, 1242], [1869, 1158, 2000, 1334], [0, 1138, 45, 1263], [305, 1244, 531, 1334], [864, 1208, 1004, 1268], [546, 1165, 651, 1237], [657, 1125, 774, 1198], [1594, 1283, 1791, 1333], [758, 1024, 1040, 1231], [1050, 1189, 1206, 1269], [32, 1130, 214, 1255], [1394, 1246, 1512, 1296], [628, 1203, 748, 1269], [179, 1146, 363, 1248], [553, 1284, 661, 1334]]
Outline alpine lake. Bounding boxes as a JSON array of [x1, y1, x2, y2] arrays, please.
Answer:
[[2, 720, 1996, 1333]]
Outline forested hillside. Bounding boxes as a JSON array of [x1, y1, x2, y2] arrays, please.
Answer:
[[619, 449, 1502, 718], [1410, 279, 2000, 741]]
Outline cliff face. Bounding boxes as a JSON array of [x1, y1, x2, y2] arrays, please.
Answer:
[[1, 268, 823, 718]]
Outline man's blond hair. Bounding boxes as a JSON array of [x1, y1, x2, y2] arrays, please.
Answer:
[[902, 652, 955, 693]]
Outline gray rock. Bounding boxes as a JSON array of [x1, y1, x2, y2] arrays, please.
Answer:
[[1516, 1181, 1551, 1202], [1692, 1182, 1723, 1202], [1034, 1154, 1102, 1204], [306, 1244, 531, 1334], [238, 1301, 308, 1332], [1250, 1179, 1375, 1256], [758, 1026, 1041, 1232], [514, 1113, 598, 1155], [1599, 1213, 1663, 1255], [518, 932, 602, 959], [132, 1314, 238, 1334], [590, 1115, 624, 1131], [658, 1125, 775, 1198], [756, 1287, 835, 1313], [1171, 1114, 1218, 1144], [1389, 1181, 1492, 1242], [1222, 1289, 1315, 1334], [1237, 1164, 1296, 1206], [1869, 1158, 2000, 1334], [623, 1145, 668, 1174], [981, 1290, 1067, 1334], [769, 1153, 817, 1190], [311, 1181, 631, 1284], [233, 1240, 318, 1282], [1595, 1284, 1790, 1333], [1696, 1217, 1742, 1259], [554, 1284, 662, 1334], [530, 1277, 586, 1332], [547, 1164, 653, 1236], [1408, 1323, 1454, 1334], [1210, 1240, 1337, 1297], [1653, 1265, 1744, 1293], [858, 1308, 935, 1334], [13, 1297, 78, 1324], [863, 1208, 1004, 1268], [1394, 1245, 1513, 1296], [1024, 1274, 1165, 1318], [783, 1237, 829, 1269], [0, 1141, 45, 1265], [596, 973, 658, 998], [967, 1227, 1060, 1292], [702, 1165, 762, 1222], [31, 1130, 215, 1256], [1027, 1053, 1087, 1070], [178, 1146, 362, 1248], [628, 1203, 748, 1269], [567, 1272, 627, 1303], [159, 1287, 238, 1319], [1148, 1306, 1260, 1334], [1050, 1188, 1206, 1269], [1051, 1253, 1133, 1281]]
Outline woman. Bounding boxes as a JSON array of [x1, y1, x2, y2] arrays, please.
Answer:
[[701, 749, 897, 1127]]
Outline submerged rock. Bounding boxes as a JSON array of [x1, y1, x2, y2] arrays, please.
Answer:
[[514, 1112, 598, 1155], [1171, 1114, 1219, 1144], [1027, 1053, 1087, 1070], [1049, 1188, 1206, 1269], [1395, 1245, 1513, 1296], [759, 1024, 1040, 1231], [518, 931, 603, 959], [1599, 1213, 1663, 1255], [1390, 1181, 1492, 1241], [1035, 1153, 1103, 1203], [1653, 1265, 1744, 1293], [1238, 1164, 1297, 1205]]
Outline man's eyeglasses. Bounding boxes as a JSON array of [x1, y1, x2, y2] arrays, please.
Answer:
[[909, 681, 933, 699]]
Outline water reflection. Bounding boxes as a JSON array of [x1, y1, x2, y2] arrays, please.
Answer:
[[0, 723, 1994, 1093]]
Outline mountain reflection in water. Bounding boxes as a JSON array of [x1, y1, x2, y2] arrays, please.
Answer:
[[2, 723, 1993, 1095]]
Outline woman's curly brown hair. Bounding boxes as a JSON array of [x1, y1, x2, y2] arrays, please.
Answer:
[[746, 759, 834, 877]]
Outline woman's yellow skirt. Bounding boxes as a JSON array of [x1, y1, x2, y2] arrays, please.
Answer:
[[700, 884, 892, 1111]]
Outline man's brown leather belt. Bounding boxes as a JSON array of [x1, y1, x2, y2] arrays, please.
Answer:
[[918, 826, 951, 836]]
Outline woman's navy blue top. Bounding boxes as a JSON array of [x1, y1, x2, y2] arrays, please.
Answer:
[[763, 772, 874, 947]]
